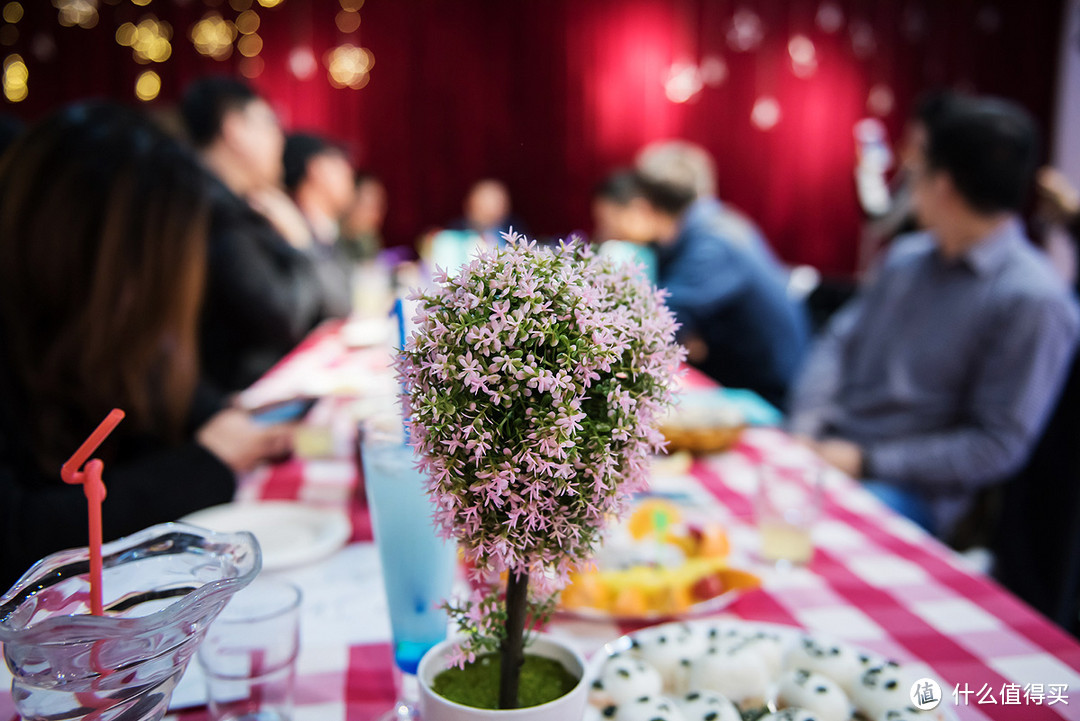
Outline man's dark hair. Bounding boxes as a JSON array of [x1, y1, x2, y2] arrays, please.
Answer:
[[180, 76, 259, 148], [912, 89, 961, 133], [926, 96, 1039, 215], [594, 168, 695, 216], [593, 168, 640, 205], [283, 133, 345, 192], [354, 170, 381, 188], [632, 170, 696, 216]]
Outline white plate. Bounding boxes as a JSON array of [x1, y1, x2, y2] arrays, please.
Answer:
[[584, 619, 959, 721], [181, 501, 351, 571]]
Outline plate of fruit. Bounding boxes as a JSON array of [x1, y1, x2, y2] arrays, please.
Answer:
[[583, 619, 958, 721], [558, 499, 761, 621]]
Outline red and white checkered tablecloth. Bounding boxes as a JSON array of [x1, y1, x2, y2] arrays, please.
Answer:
[[4, 323, 1080, 721]]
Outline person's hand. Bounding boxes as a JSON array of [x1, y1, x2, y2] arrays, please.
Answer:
[[810, 437, 864, 478], [248, 186, 314, 250], [1036, 167, 1080, 225], [196, 408, 294, 474], [683, 334, 709, 365]]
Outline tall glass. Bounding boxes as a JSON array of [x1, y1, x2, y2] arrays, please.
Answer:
[[756, 464, 823, 566], [0, 523, 260, 721], [360, 422, 456, 721]]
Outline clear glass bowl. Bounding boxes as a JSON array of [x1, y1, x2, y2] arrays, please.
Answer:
[[0, 522, 261, 721]]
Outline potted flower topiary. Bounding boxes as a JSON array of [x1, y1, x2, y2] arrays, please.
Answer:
[[397, 234, 684, 719]]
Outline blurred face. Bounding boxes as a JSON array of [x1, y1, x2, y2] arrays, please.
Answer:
[[591, 198, 622, 242], [223, 99, 284, 189], [593, 197, 656, 244], [465, 181, 510, 230], [309, 152, 356, 217], [900, 120, 928, 172], [346, 179, 387, 233], [910, 147, 949, 232]]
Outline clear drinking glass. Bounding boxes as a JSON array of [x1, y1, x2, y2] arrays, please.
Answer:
[[360, 421, 456, 721], [198, 579, 301, 721], [755, 464, 823, 566], [0, 522, 261, 721]]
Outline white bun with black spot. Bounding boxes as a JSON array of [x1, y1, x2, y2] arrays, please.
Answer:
[[687, 643, 771, 707], [852, 663, 918, 721], [675, 690, 741, 721], [611, 694, 687, 721], [633, 624, 709, 692], [593, 654, 664, 707], [783, 636, 871, 697], [776, 668, 853, 721]]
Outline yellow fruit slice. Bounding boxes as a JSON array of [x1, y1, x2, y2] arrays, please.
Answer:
[[626, 499, 682, 540]]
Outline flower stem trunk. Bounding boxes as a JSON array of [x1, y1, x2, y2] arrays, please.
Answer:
[[499, 570, 528, 709]]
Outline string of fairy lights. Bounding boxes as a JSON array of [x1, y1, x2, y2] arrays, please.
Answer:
[[1, 0, 374, 104]]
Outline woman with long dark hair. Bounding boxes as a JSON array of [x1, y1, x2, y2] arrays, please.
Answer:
[[0, 103, 292, 587]]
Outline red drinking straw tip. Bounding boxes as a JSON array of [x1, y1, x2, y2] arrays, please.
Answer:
[[61, 408, 125, 616]]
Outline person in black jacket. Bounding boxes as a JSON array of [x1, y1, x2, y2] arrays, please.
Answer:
[[181, 76, 332, 393], [0, 104, 294, 589]]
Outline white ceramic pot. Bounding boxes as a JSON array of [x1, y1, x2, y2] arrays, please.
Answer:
[[418, 634, 589, 721]]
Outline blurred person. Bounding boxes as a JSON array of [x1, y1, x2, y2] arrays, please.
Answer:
[[789, 97, 1080, 539], [341, 171, 388, 262], [181, 76, 331, 392], [450, 178, 525, 244], [0, 104, 293, 588], [283, 132, 354, 318], [1035, 166, 1080, 288], [857, 91, 961, 273], [596, 169, 810, 408], [591, 170, 658, 283], [635, 139, 784, 276], [1038, 166, 1080, 232]]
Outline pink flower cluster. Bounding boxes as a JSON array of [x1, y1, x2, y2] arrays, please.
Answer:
[[397, 234, 684, 596]]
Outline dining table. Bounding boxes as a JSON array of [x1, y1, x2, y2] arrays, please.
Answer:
[[3, 318, 1079, 721]]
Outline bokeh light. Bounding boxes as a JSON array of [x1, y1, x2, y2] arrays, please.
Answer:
[[325, 43, 373, 89], [235, 9, 259, 35], [134, 69, 160, 101], [237, 32, 262, 57], [288, 46, 317, 79], [191, 12, 236, 60], [3, 52, 27, 102], [339, 0, 364, 10], [727, 9, 764, 52], [54, 0, 99, 29], [336, 9, 361, 34], [867, 84, 895, 117], [664, 63, 702, 103], [788, 34, 817, 78], [751, 96, 781, 130], [699, 55, 728, 87], [257, 0, 284, 7], [116, 16, 171, 64], [2, 2, 23, 24], [815, 1, 844, 34]]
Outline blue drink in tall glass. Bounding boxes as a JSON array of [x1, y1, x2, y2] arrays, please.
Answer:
[[361, 426, 456, 676]]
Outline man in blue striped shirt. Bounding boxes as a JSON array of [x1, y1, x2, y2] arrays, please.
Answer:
[[790, 97, 1080, 539]]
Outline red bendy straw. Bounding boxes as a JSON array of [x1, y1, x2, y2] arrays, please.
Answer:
[[61, 408, 125, 617]]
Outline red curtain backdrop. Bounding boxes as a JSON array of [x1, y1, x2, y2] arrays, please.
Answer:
[[2, 0, 1066, 275]]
